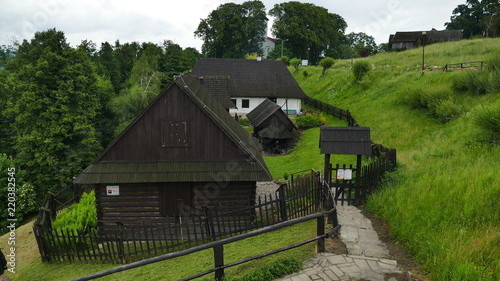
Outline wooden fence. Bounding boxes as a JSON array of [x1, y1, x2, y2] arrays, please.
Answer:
[[304, 97, 397, 205], [442, 61, 487, 72], [34, 170, 333, 264]]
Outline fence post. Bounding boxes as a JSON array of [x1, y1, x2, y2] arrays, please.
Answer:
[[214, 245, 224, 280], [116, 222, 125, 263], [317, 215, 325, 253], [278, 184, 288, 222]]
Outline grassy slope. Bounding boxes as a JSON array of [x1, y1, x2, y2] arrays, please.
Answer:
[[0, 217, 317, 281], [292, 38, 500, 281]]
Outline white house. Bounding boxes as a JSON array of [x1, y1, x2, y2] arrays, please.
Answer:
[[190, 58, 307, 116]]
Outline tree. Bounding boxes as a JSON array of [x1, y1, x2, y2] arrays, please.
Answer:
[[319, 57, 335, 76], [195, 0, 268, 58], [111, 46, 165, 135], [269, 2, 347, 64], [445, 0, 500, 38], [346, 32, 378, 57], [290, 58, 301, 70], [3, 29, 102, 196]]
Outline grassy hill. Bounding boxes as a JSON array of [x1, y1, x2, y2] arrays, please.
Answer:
[[291, 38, 500, 281]]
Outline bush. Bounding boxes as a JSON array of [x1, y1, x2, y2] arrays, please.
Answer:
[[319, 57, 335, 76], [353, 60, 370, 81], [295, 115, 325, 129], [290, 58, 301, 70], [278, 56, 289, 65], [302, 70, 309, 77], [236, 257, 302, 281], [52, 191, 97, 234], [238, 117, 251, 127], [404, 85, 463, 123], [472, 101, 500, 139]]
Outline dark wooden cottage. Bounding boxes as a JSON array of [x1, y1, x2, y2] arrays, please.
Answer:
[[389, 30, 463, 50], [74, 75, 272, 228], [190, 58, 307, 116], [247, 99, 299, 154]]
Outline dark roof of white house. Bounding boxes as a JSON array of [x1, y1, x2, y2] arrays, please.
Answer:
[[190, 58, 307, 99]]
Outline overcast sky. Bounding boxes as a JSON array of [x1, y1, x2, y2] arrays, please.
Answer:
[[1, 0, 466, 51]]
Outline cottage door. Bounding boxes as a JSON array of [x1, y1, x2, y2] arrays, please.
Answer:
[[159, 183, 194, 217]]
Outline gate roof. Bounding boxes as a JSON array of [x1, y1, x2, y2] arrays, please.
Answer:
[[319, 127, 372, 155]]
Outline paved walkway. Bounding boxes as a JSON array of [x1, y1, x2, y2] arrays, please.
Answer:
[[276, 205, 407, 281]]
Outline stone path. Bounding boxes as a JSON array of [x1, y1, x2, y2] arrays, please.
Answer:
[[276, 205, 409, 281]]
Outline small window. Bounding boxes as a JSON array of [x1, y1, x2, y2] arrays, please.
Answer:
[[231, 99, 237, 107], [242, 99, 250, 108], [162, 121, 189, 147]]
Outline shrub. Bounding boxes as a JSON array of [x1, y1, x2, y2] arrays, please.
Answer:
[[236, 257, 302, 281], [238, 118, 251, 127], [319, 57, 335, 76], [472, 102, 500, 139], [302, 70, 309, 77], [295, 115, 325, 129], [278, 56, 290, 65], [404, 85, 463, 123], [353, 60, 370, 81], [52, 190, 97, 234], [290, 58, 301, 70]]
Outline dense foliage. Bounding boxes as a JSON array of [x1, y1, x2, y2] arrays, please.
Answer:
[[269, 2, 347, 64], [52, 191, 97, 234], [352, 60, 370, 81], [0, 29, 200, 228], [195, 1, 268, 58], [295, 114, 325, 129], [445, 0, 500, 38], [0, 154, 37, 235]]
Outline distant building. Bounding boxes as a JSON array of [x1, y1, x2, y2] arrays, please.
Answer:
[[389, 30, 463, 50], [190, 58, 307, 116], [262, 37, 277, 58]]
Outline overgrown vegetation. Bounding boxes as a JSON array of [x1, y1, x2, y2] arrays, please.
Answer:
[[52, 191, 97, 234], [295, 114, 325, 129], [292, 38, 500, 281]]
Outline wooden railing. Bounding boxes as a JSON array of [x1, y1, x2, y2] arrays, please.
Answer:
[[442, 61, 487, 72]]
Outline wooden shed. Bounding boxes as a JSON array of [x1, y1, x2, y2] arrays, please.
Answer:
[[74, 74, 272, 228], [247, 99, 299, 154]]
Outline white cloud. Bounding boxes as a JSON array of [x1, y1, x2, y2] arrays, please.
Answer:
[[0, 0, 465, 50]]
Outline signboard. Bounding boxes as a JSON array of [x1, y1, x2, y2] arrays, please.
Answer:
[[301, 60, 308, 66], [336, 169, 353, 180], [106, 186, 120, 196]]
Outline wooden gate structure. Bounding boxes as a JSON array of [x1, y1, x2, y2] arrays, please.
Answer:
[[320, 127, 372, 206]]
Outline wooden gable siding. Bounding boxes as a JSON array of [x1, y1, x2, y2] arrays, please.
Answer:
[[96, 182, 256, 227], [98, 84, 248, 163]]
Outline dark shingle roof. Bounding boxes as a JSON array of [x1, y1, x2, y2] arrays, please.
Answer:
[[74, 75, 272, 184], [190, 58, 307, 99], [390, 30, 463, 43], [320, 127, 372, 155], [247, 99, 282, 127], [247, 99, 297, 139], [196, 76, 235, 109]]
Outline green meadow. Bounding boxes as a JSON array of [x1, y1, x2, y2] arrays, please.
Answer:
[[291, 38, 500, 281]]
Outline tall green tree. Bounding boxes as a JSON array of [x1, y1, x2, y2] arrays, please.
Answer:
[[3, 29, 102, 195], [111, 46, 165, 135], [445, 0, 500, 38], [269, 2, 347, 64], [195, 0, 268, 58], [346, 32, 378, 57]]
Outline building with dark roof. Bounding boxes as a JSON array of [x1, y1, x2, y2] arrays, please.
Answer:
[[389, 30, 463, 50], [190, 58, 307, 116], [74, 74, 272, 227], [247, 99, 299, 154]]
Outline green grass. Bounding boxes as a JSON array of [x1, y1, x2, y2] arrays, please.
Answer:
[[1, 218, 318, 281], [292, 38, 500, 280], [264, 110, 354, 179]]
